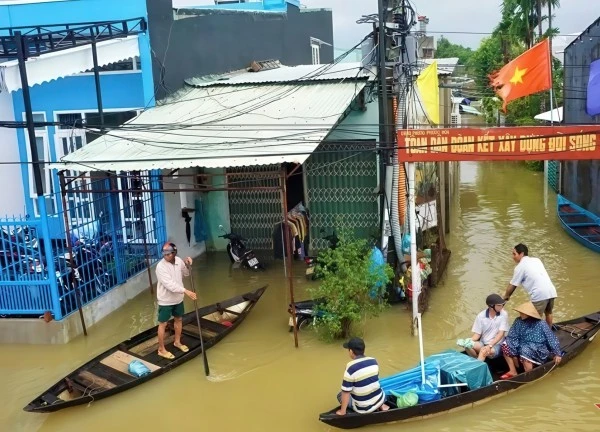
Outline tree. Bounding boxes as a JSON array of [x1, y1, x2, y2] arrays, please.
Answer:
[[308, 234, 393, 340], [501, 0, 560, 48], [436, 37, 474, 65]]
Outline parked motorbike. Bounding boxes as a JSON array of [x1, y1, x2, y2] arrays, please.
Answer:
[[218, 225, 265, 271], [288, 298, 326, 331], [304, 230, 339, 279], [54, 244, 112, 296]]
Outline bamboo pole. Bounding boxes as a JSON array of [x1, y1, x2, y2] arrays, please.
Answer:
[[280, 168, 299, 348]]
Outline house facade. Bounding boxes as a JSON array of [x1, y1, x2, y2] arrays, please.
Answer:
[[0, 0, 334, 337], [563, 17, 600, 217]]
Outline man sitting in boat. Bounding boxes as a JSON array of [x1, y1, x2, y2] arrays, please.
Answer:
[[462, 294, 510, 361], [336, 337, 389, 416], [499, 302, 562, 379]]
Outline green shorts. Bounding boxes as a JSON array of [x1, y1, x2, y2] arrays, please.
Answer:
[[532, 298, 555, 317], [157, 302, 185, 323]]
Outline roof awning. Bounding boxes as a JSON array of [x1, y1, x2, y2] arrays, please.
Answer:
[[0, 35, 139, 92], [50, 81, 367, 172], [459, 105, 483, 116], [534, 106, 563, 122]]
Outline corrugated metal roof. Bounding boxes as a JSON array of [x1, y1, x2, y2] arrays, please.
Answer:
[[459, 105, 483, 116], [186, 62, 373, 87], [419, 57, 459, 75], [51, 81, 366, 172], [0, 36, 139, 93]]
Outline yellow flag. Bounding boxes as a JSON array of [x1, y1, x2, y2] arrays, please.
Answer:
[[416, 61, 440, 125]]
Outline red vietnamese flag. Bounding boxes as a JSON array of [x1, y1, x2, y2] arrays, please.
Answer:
[[489, 39, 552, 111]]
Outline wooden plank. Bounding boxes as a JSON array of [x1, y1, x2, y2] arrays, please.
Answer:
[[41, 393, 62, 405], [100, 350, 161, 376], [183, 323, 217, 339], [199, 318, 229, 333], [75, 370, 117, 391], [129, 334, 175, 357], [89, 363, 136, 387]]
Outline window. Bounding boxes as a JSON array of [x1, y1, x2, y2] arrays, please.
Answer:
[[23, 112, 56, 216], [311, 44, 320, 65], [84, 111, 138, 144], [118, 171, 157, 244], [53, 110, 154, 244]]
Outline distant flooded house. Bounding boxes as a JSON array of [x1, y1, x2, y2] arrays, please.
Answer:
[[562, 17, 600, 218]]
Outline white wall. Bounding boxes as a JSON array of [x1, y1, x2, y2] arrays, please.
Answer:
[[163, 168, 206, 259], [0, 91, 26, 217]]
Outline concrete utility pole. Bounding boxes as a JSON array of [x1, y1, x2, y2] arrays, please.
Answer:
[[378, 0, 405, 265], [377, 0, 391, 258], [391, 1, 422, 334]]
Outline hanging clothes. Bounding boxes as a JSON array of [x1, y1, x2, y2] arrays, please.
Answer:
[[273, 201, 310, 259]]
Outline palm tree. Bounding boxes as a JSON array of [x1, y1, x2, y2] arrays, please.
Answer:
[[502, 0, 560, 48]]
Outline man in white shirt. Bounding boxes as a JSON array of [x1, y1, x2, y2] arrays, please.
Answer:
[[466, 294, 510, 361], [155, 242, 196, 360], [503, 243, 557, 326]]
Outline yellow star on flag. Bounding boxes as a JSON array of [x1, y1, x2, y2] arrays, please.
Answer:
[[509, 66, 528, 85]]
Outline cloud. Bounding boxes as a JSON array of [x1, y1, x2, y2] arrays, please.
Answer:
[[302, 0, 600, 49]]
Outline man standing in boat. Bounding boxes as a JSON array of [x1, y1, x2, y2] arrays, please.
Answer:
[[336, 337, 389, 416], [155, 242, 196, 360], [503, 243, 557, 326]]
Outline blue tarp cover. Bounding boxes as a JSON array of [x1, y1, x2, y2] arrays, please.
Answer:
[[426, 350, 493, 396], [379, 361, 441, 403], [379, 350, 493, 404]]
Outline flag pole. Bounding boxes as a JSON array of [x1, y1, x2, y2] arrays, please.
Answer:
[[545, 6, 554, 202]]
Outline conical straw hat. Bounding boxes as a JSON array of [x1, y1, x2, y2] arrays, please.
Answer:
[[513, 301, 542, 320]]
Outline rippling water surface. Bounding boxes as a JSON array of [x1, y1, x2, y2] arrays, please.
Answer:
[[2, 162, 599, 432]]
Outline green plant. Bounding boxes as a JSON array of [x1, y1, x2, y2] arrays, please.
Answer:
[[523, 160, 544, 171], [308, 233, 394, 341]]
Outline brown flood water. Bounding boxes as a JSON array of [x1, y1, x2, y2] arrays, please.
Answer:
[[2, 161, 599, 432]]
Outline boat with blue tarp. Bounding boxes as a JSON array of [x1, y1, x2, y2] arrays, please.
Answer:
[[319, 311, 600, 429]]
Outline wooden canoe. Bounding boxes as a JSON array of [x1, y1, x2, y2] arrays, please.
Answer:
[[557, 194, 600, 253], [319, 311, 600, 429], [24, 286, 267, 413]]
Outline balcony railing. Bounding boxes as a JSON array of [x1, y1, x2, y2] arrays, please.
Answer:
[[0, 18, 146, 60]]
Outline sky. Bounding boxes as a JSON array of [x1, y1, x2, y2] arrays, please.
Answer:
[[301, 0, 600, 50]]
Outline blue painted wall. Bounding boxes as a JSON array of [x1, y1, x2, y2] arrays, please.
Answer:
[[191, 0, 299, 13], [1, 0, 155, 218]]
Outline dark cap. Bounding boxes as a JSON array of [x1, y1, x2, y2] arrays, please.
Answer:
[[486, 293, 506, 307], [343, 337, 365, 353]]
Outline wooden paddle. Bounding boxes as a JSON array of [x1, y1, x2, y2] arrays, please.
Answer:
[[188, 263, 210, 376]]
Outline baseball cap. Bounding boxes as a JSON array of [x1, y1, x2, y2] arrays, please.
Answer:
[[486, 293, 506, 307]]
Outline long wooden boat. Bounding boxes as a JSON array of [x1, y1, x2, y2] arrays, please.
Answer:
[[24, 286, 267, 413], [557, 194, 600, 253], [319, 311, 600, 429]]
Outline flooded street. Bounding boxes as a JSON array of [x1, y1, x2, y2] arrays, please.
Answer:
[[2, 161, 599, 432]]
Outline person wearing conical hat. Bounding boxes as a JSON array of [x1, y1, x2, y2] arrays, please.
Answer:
[[499, 301, 562, 379]]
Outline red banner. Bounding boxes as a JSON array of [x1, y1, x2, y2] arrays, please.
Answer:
[[397, 126, 600, 162]]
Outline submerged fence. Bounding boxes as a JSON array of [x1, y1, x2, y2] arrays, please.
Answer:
[[0, 172, 166, 319]]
